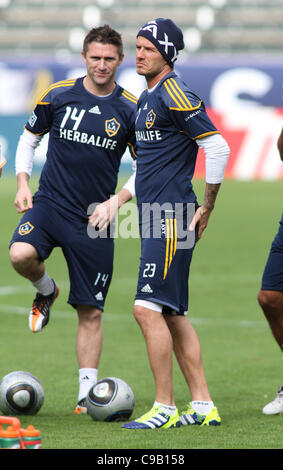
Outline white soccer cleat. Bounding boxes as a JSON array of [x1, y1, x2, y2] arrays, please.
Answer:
[[29, 280, 59, 333], [75, 398, 87, 415], [262, 385, 283, 415]]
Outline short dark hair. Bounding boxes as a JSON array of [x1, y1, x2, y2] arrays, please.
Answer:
[[83, 25, 123, 57]]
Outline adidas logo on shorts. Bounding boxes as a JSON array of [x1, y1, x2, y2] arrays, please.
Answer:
[[95, 292, 104, 301], [141, 284, 153, 293]]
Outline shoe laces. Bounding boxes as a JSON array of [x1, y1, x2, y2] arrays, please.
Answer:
[[78, 398, 87, 407], [138, 406, 167, 421], [32, 292, 54, 316]]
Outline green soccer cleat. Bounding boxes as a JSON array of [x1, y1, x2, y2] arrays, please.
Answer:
[[122, 405, 182, 429], [180, 402, 221, 426]]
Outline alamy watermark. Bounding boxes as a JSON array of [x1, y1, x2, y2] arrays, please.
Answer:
[[87, 200, 196, 249]]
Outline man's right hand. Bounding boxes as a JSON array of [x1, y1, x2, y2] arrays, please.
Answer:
[[14, 186, 33, 213]]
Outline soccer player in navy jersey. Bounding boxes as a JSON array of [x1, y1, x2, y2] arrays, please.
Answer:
[[122, 19, 230, 430], [9, 25, 137, 414], [258, 128, 283, 415]]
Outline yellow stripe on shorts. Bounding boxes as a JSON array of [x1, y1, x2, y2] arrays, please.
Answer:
[[163, 217, 177, 280]]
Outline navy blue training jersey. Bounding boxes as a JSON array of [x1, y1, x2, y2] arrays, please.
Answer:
[[135, 72, 219, 206], [25, 77, 137, 219]]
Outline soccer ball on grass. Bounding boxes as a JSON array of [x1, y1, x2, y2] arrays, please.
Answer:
[[0, 371, 44, 416], [86, 377, 135, 421]]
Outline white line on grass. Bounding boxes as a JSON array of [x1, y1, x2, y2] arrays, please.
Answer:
[[0, 285, 267, 327], [0, 303, 267, 327], [0, 279, 135, 297], [0, 283, 70, 296], [0, 304, 126, 320]]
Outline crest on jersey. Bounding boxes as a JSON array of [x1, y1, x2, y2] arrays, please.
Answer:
[[105, 118, 120, 137], [145, 109, 156, 129], [28, 111, 37, 128], [18, 222, 34, 236]]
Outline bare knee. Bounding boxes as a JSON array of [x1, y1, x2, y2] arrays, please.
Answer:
[[133, 305, 162, 330], [9, 242, 38, 269], [258, 290, 283, 317], [258, 290, 275, 309], [77, 306, 102, 325], [133, 305, 148, 325]]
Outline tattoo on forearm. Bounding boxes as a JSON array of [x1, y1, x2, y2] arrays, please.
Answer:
[[203, 183, 221, 210]]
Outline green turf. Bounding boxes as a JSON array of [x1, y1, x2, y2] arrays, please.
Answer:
[[0, 175, 283, 449]]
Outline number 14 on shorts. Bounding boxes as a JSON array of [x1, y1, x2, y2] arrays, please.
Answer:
[[94, 272, 109, 287]]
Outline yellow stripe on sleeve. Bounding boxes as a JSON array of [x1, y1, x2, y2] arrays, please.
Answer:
[[170, 79, 195, 109], [164, 81, 184, 110], [193, 131, 220, 140], [24, 125, 50, 136], [122, 89, 138, 100], [37, 79, 76, 104], [167, 79, 189, 110], [122, 90, 138, 104], [127, 141, 137, 159], [164, 78, 203, 112]]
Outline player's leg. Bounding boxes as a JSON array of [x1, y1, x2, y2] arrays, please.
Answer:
[[164, 314, 220, 426], [133, 230, 176, 408], [258, 289, 283, 415], [74, 305, 102, 414], [133, 303, 174, 406], [62, 227, 114, 414], [130, 222, 220, 426], [258, 220, 283, 414], [123, 303, 181, 429], [258, 290, 283, 351], [123, 304, 180, 430], [122, 227, 182, 429], [10, 241, 45, 281], [9, 205, 58, 332], [165, 314, 211, 401], [76, 305, 103, 369], [258, 221, 283, 350]]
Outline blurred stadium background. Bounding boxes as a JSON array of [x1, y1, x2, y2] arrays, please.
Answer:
[[0, 0, 282, 178], [0, 2, 283, 448]]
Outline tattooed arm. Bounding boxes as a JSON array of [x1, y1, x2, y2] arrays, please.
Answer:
[[189, 183, 221, 241], [203, 182, 221, 211], [189, 133, 230, 241]]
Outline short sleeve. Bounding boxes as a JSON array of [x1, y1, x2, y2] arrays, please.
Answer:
[[161, 76, 219, 140], [25, 87, 54, 136]]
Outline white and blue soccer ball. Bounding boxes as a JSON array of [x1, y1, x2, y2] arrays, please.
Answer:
[[0, 371, 44, 416], [86, 377, 135, 422]]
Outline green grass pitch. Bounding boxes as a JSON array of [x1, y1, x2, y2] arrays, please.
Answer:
[[0, 174, 282, 449]]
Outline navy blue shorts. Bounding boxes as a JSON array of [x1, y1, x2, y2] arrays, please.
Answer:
[[135, 206, 196, 315], [261, 219, 283, 292], [10, 199, 114, 309]]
